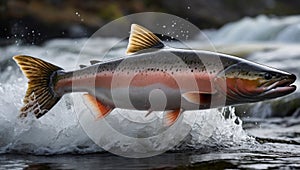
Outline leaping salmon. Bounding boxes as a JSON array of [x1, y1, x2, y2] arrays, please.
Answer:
[[13, 24, 296, 125]]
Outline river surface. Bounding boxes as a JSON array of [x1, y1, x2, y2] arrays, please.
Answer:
[[0, 15, 300, 169]]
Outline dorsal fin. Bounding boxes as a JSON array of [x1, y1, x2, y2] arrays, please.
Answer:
[[90, 60, 101, 65], [126, 24, 164, 55]]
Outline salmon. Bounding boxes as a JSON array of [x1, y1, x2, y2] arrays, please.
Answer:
[[13, 24, 296, 125]]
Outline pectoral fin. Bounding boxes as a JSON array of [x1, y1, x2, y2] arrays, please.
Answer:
[[83, 94, 113, 119], [182, 92, 212, 105], [163, 109, 182, 126]]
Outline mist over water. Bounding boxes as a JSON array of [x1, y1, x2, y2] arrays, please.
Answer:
[[0, 15, 299, 163]]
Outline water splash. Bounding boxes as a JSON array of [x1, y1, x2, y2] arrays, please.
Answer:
[[3, 14, 300, 154], [0, 39, 251, 155], [201, 15, 300, 44]]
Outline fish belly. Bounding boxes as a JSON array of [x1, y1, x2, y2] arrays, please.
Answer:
[[94, 84, 186, 111]]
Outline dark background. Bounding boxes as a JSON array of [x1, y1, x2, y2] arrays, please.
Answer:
[[1, 0, 300, 45]]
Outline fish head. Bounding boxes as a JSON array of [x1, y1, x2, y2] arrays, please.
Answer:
[[215, 60, 296, 104]]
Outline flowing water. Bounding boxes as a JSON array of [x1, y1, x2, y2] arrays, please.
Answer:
[[1, 15, 300, 169]]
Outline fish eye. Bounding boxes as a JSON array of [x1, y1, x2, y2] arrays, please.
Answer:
[[264, 73, 273, 80]]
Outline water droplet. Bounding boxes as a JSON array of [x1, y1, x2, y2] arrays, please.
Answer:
[[81, 18, 84, 22], [32, 30, 35, 33], [162, 25, 166, 28], [75, 12, 80, 17], [171, 25, 174, 27], [187, 6, 190, 9]]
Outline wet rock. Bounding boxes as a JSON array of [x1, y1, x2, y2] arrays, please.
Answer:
[[235, 93, 300, 118]]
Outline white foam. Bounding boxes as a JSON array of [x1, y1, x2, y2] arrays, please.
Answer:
[[0, 38, 251, 155], [199, 15, 300, 44]]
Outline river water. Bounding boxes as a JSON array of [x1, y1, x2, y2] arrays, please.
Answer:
[[0, 15, 300, 169]]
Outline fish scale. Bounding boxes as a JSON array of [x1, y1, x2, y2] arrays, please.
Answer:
[[13, 24, 296, 125]]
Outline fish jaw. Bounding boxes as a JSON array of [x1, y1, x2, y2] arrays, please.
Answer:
[[214, 61, 297, 104], [257, 74, 296, 99]]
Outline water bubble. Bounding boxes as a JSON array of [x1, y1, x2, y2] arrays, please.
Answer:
[[32, 30, 35, 33], [162, 25, 166, 28], [6, 36, 9, 39], [81, 19, 84, 22], [187, 6, 190, 10], [75, 12, 80, 17]]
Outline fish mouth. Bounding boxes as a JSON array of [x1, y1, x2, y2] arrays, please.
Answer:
[[260, 75, 297, 98]]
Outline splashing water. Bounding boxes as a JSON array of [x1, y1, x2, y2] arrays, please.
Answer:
[[2, 14, 300, 156], [0, 38, 252, 155]]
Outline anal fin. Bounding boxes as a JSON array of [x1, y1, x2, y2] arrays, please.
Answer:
[[164, 109, 182, 126], [83, 94, 113, 119]]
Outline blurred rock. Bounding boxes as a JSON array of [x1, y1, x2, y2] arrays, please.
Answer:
[[1, 0, 300, 45], [235, 93, 300, 118]]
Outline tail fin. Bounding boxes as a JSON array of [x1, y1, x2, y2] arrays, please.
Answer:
[[13, 55, 63, 118]]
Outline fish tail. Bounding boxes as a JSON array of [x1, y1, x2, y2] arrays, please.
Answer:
[[13, 55, 64, 118]]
